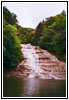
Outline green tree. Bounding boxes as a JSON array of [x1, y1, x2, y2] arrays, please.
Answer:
[[34, 22, 43, 45], [3, 6, 18, 25], [3, 24, 22, 70], [34, 11, 66, 61]]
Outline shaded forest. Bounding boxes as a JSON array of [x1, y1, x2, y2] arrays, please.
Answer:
[[3, 6, 66, 71]]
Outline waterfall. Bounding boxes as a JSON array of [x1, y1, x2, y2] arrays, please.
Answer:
[[20, 44, 66, 80], [21, 44, 43, 78]]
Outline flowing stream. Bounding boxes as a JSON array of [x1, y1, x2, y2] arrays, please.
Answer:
[[20, 44, 66, 80], [21, 44, 44, 78]]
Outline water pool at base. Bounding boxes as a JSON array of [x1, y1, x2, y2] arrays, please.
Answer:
[[3, 77, 66, 97]]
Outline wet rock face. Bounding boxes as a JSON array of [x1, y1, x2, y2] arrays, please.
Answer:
[[5, 44, 66, 80]]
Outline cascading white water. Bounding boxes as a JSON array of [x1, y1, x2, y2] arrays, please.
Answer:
[[20, 44, 65, 80], [21, 44, 43, 78]]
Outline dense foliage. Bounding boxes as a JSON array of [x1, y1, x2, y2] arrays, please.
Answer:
[[16, 11, 66, 62], [3, 7, 22, 71], [15, 24, 35, 44], [33, 11, 66, 61], [3, 6, 66, 72], [3, 6, 18, 25]]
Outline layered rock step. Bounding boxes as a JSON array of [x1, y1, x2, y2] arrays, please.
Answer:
[[34, 46, 66, 79], [5, 44, 66, 80]]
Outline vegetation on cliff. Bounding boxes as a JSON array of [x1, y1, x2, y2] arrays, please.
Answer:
[[3, 6, 66, 71], [31, 11, 66, 61], [3, 7, 22, 71]]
